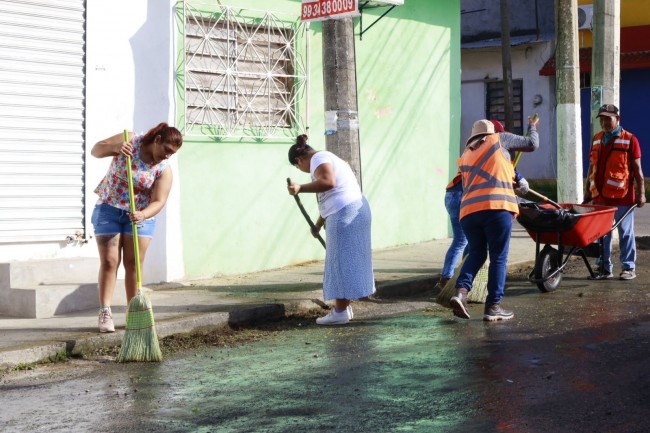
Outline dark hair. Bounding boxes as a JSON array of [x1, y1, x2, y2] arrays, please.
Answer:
[[287, 134, 313, 164], [141, 122, 183, 149]]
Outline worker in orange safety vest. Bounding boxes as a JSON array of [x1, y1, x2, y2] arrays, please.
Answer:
[[449, 116, 539, 322], [584, 103, 645, 281]]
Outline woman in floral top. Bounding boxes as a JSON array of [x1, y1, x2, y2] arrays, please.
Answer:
[[91, 122, 183, 333]]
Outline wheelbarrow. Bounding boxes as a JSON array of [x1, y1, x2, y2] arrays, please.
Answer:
[[516, 190, 637, 292]]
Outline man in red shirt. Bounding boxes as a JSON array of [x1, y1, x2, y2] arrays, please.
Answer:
[[584, 104, 646, 280]]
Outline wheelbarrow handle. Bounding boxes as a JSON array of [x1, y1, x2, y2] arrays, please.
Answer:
[[527, 187, 563, 209], [287, 177, 326, 249], [611, 203, 638, 232]]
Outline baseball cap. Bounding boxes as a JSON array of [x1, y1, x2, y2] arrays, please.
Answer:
[[490, 119, 505, 133], [597, 104, 619, 118]]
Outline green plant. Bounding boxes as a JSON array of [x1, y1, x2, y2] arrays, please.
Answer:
[[11, 362, 36, 372], [45, 351, 72, 363], [527, 179, 558, 201]]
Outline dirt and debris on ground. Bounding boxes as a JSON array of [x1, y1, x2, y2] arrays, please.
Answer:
[[0, 245, 641, 384]]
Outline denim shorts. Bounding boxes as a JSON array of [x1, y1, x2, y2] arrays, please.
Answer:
[[91, 203, 156, 238]]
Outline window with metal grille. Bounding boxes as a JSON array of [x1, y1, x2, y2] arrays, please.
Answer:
[[485, 80, 523, 135], [183, 3, 308, 138]]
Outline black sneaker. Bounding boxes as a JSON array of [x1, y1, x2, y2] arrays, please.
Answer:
[[483, 304, 514, 322], [450, 288, 470, 319], [588, 271, 613, 280]]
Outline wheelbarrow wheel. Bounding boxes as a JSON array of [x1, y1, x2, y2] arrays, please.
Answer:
[[535, 245, 562, 292]]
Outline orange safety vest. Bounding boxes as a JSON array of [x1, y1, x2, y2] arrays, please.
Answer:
[[446, 170, 462, 190], [458, 134, 518, 220], [588, 129, 634, 200]]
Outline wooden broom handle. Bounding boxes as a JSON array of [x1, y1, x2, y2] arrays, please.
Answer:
[[287, 178, 326, 249]]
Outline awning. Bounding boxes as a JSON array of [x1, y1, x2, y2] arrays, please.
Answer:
[[539, 48, 650, 75], [539, 25, 650, 76]]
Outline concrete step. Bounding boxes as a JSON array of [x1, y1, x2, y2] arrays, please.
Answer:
[[0, 282, 127, 319], [0, 258, 127, 318], [5, 257, 99, 287]]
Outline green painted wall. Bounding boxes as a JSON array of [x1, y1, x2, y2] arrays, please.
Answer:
[[177, 0, 461, 278]]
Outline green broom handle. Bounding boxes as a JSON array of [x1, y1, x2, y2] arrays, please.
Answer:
[[124, 130, 142, 291]]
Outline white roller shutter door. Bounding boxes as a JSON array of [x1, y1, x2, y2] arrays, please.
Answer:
[[0, 0, 85, 242]]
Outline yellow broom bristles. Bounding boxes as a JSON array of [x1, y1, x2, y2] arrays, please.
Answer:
[[116, 291, 162, 362], [437, 257, 489, 308]]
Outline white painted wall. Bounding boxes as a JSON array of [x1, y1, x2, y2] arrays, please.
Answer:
[[460, 41, 557, 179], [0, 0, 183, 284], [86, 0, 183, 283]]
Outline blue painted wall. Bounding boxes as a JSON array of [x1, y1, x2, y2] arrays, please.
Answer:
[[581, 68, 650, 177]]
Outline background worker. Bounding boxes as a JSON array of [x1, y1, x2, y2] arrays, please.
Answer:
[[584, 103, 645, 280], [437, 120, 529, 290], [91, 123, 183, 333], [449, 116, 539, 321], [287, 134, 375, 325]]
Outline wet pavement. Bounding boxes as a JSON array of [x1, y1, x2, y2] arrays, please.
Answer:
[[1, 252, 649, 433], [3, 205, 650, 371], [0, 228, 535, 368]]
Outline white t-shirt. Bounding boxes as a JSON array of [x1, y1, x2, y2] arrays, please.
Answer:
[[310, 151, 362, 218]]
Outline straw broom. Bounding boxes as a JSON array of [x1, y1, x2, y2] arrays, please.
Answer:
[[116, 130, 162, 363], [437, 256, 489, 308]]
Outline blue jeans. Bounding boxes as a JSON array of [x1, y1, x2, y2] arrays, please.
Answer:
[[91, 203, 156, 238], [601, 205, 636, 273], [442, 190, 468, 278], [456, 210, 513, 305]]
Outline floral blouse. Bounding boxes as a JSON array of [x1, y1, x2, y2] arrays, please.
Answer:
[[94, 134, 169, 211]]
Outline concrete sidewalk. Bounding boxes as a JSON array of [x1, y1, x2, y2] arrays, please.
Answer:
[[0, 223, 542, 369]]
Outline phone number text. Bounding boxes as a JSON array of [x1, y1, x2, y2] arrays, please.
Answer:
[[302, 0, 356, 21]]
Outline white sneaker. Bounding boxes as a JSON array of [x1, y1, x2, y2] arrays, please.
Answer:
[[347, 305, 354, 320], [316, 309, 350, 325], [98, 308, 115, 333], [620, 269, 636, 280]]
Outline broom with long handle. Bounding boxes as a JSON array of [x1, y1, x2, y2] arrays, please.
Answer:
[[116, 130, 162, 362], [287, 177, 326, 249]]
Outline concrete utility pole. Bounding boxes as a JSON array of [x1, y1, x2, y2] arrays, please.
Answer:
[[322, 17, 362, 189], [590, 0, 620, 133], [500, 0, 514, 132], [555, 0, 582, 203]]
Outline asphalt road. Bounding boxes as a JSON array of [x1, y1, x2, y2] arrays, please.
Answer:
[[1, 248, 649, 433]]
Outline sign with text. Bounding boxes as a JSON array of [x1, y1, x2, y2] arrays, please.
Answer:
[[301, 0, 359, 22]]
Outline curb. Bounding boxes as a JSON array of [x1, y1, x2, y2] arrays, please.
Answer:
[[0, 263, 537, 371], [374, 261, 536, 299], [376, 276, 436, 298], [0, 300, 327, 370], [636, 236, 650, 250]]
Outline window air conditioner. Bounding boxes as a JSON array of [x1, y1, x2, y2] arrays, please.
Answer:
[[578, 5, 593, 30]]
